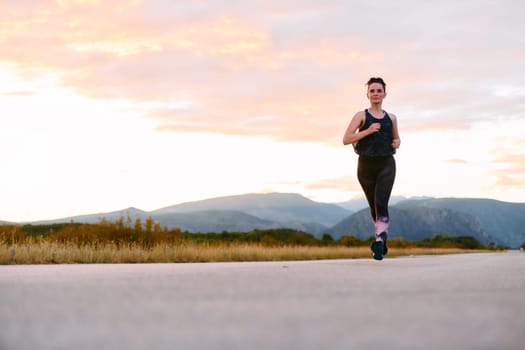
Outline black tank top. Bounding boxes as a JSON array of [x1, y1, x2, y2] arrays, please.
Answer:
[[354, 109, 395, 157]]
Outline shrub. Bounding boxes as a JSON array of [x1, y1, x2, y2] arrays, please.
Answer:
[[339, 235, 364, 247]]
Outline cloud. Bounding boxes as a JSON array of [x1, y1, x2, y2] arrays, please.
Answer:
[[489, 142, 525, 188], [492, 153, 525, 188], [446, 159, 468, 164], [306, 176, 362, 192], [1, 0, 524, 143], [2, 91, 36, 96]]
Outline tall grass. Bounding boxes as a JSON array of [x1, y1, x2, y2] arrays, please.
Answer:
[[0, 221, 496, 264], [0, 240, 481, 264]]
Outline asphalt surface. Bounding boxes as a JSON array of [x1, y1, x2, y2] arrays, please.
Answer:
[[1, 252, 524, 350]]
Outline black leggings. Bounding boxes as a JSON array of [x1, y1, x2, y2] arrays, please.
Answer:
[[357, 155, 396, 236]]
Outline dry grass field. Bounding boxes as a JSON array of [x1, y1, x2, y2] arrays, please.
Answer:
[[0, 241, 485, 264]]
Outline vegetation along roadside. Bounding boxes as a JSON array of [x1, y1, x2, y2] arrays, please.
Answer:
[[0, 219, 508, 264]]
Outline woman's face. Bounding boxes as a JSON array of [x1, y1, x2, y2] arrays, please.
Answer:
[[367, 83, 386, 104]]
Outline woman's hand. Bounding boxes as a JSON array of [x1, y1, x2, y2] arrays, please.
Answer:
[[368, 123, 381, 134], [391, 138, 401, 149]]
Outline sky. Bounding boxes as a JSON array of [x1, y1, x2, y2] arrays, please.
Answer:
[[1, 0, 524, 222]]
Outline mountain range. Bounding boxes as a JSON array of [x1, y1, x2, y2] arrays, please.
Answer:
[[30, 193, 348, 236], [19, 193, 525, 248]]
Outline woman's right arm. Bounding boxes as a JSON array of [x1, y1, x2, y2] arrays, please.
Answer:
[[342, 111, 375, 145]]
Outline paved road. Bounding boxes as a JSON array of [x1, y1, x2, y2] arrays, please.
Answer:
[[1, 252, 524, 350]]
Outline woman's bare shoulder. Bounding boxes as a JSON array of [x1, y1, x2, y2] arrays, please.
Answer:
[[353, 110, 366, 119]]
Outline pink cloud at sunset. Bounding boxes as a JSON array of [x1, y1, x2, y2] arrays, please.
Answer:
[[489, 140, 525, 188], [1, 0, 523, 144]]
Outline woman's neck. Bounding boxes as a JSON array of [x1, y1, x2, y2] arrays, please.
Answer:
[[368, 104, 383, 113]]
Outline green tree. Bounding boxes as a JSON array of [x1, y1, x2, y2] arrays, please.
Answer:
[[322, 233, 334, 242], [134, 218, 143, 233], [145, 217, 154, 234]]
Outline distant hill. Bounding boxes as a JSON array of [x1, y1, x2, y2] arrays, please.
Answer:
[[335, 196, 408, 212], [327, 205, 495, 244], [30, 207, 149, 225], [154, 193, 351, 227], [395, 198, 525, 248], [152, 210, 282, 233], [154, 211, 329, 235]]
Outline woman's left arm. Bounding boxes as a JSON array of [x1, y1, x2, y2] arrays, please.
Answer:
[[390, 113, 401, 149]]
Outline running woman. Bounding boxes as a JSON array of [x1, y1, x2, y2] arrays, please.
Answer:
[[342, 77, 401, 260]]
